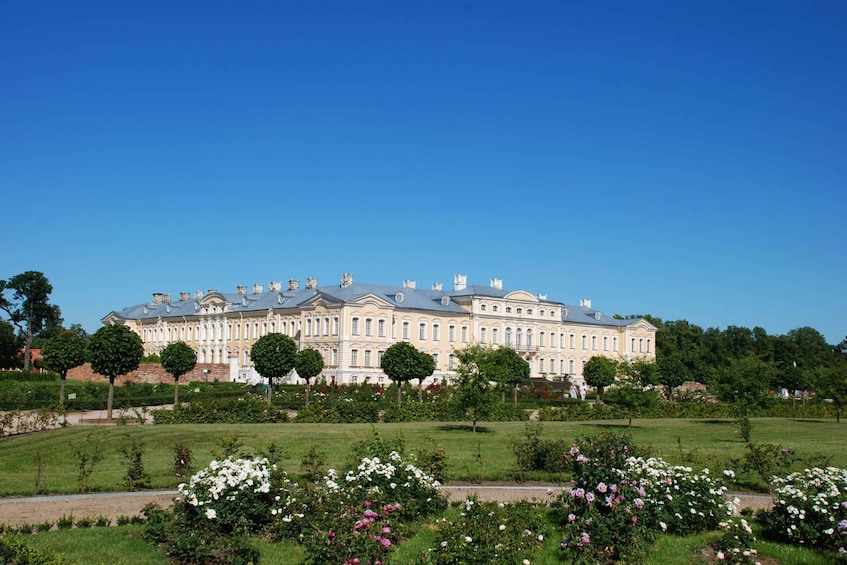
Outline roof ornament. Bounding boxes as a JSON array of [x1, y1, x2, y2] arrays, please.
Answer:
[[441, 296, 450, 307], [395, 292, 404, 303]]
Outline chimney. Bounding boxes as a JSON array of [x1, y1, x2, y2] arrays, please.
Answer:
[[207, 289, 217, 295], [252, 283, 264, 294], [306, 277, 318, 289], [288, 279, 300, 291], [432, 282, 443, 291], [403, 279, 416, 289], [236, 285, 247, 295], [580, 298, 592, 309], [194, 290, 204, 300], [454, 274, 467, 291], [163, 293, 171, 303], [179, 292, 190, 302], [152, 293, 164, 304], [340, 273, 353, 288], [537, 293, 547, 301], [490, 278, 503, 290], [269, 281, 282, 292]]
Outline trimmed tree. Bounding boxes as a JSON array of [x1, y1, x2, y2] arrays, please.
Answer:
[[413, 349, 436, 401], [160, 341, 197, 404], [488, 346, 530, 405], [454, 344, 499, 432], [583, 356, 618, 403], [41, 330, 88, 406], [88, 324, 144, 419], [250, 333, 297, 403], [295, 347, 324, 406], [381, 341, 426, 407]]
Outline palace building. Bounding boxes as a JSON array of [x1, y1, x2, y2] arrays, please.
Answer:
[[101, 273, 657, 386]]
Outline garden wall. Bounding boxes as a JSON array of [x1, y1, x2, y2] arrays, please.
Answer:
[[67, 363, 231, 385]]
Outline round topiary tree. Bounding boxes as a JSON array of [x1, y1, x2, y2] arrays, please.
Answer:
[[160, 341, 197, 404], [41, 330, 88, 406], [250, 333, 297, 402], [88, 324, 144, 419], [295, 347, 324, 406]]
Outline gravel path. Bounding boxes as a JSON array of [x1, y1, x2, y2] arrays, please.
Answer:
[[0, 485, 772, 528]]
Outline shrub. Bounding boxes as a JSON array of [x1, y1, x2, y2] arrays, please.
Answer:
[[620, 456, 735, 535], [509, 421, 569, 474], [712, 517, 760, 564], [0, 535, 69, 565], [552, 480, 654, 564], [56, 514, 74, 530], [152, 396, 288, 424], [566, 431, 644, 487], [761, 466, 847, 554], [427, 497, 548, 564]]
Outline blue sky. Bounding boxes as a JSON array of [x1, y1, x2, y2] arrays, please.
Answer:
[[2, 1, 845, 344]]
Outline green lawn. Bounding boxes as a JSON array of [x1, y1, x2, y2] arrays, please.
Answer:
[[1, 418, 844, 496]]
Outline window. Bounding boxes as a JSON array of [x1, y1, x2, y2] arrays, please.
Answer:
[[306, 319, 312, 336], [492, 327, 499, 344], [351, 317, 360, 336], [516, 307, 523, 315], [581, 335, 587, 350], [569, 359, 575, 374], [351, 375, 358, 384], [377, 350, 384, 366], [569, 334, 575, 349], [592, 336, 597, 350], [550, 359, 555, 372], [227, 324, 232, 340], [540, 309, 545, 317], [461, 326, 468, 343], [402, 321, 410, 340], [448, 325, 456, 342], [481, 304, 487, 311], [540, 331, 546, 347], [378, 319, 385, 337], [351, 349, 359, 366], [631, 338, 636, 353], [433, 324, 440, 341], [365, 318, 373, 337], [333, 317, 339, 335], [516, 329, 523, 348], [505, 328, 512, 346], [493, 305, 499, 312], [419, 323, 426, 340], [448, 354, 456, 370], [639, 338, 644, 353], [364, 350, 372, 367], [313, 318, 319, 336], [603, 336, 609, 351], [506, 307, 512, 314], [527, 309, 533, 316], [432, 353, 438, 366], [332, 349, 338, 365], [480, 327, 487, 343], [244, 324, 250, 340], [324, 317, 330, 336], [647, 339, 652, 353], [613, 337, 618, 352]]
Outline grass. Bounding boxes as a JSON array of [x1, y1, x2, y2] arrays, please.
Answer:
[[1, 418, 846, 496]]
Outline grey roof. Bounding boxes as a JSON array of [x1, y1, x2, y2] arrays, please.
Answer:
[[105, 280, 650, 329]]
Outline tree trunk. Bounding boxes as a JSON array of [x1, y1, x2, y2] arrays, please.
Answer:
[[397, 382, 402, 407], [472, 411, 478, 433], [305, 382, 310, 407], [59, 374, 66, 406], [513, 386, 518, 406], [174, 377, 179, 404], [418, 379, 423, 402], [628, 408, 633, 428], [107, 377, 115, 420], [501, 390, 506, 404], [23, 333, 33, 371]]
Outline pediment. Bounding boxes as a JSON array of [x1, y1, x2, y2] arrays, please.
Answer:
[[504, 290, 538, 302]]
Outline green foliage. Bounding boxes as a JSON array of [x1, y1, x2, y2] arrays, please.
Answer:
[[761, 466, 847, 554], [151, 396, 289, 424], [250, 333, 297, 380], [427, 498, 548, 564], [380, 341, 434, 406], [0, 319, 22, 369], [604, 378, 661, 427], [299, 445, 327, 482], [732, 442, 797, 494], [69, 431, 106, 493], [567, 430, 644, 488], [294, 347, 323, 385], [293, 400, 380, 423], [0, 534, 69, 564], [0, 271, 56, 371], [159, 341, 196, 403], [509, 421, 570, 474], [121, 433, 150, 491], [41, 331, 87, 378], [88, 324, 144, 419], [55, 514, 74, 530], [582, 356, 618, 401]]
